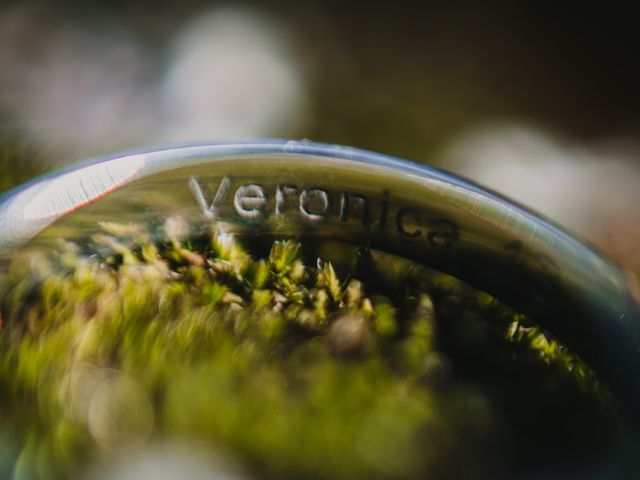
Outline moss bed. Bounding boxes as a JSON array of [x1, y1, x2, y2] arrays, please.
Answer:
[[0, 215, 636, 479]]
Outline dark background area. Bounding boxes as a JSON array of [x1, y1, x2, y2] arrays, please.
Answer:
[[2, 1, 639, 154]]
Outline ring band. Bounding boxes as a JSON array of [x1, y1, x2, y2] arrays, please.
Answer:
[[1, 139, 639, 426]]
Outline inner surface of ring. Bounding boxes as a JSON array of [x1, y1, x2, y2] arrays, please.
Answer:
[[1, 147, 639, 424]]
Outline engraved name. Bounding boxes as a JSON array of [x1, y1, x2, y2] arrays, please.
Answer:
[[189, 176, 458, 251]]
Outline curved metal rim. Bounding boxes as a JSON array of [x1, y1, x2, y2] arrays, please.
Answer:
[[0, 138, 589, 242]]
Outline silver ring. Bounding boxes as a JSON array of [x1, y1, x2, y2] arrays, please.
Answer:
[[1, 139, 639, 426]]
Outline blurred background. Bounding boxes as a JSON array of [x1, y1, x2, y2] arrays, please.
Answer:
[[1, 0, 639, 272]]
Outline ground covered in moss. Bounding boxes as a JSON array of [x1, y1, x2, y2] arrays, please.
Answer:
[[0, 215, 636, 480]]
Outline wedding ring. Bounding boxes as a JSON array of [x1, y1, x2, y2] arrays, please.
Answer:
[[1, 139, 638, 425]]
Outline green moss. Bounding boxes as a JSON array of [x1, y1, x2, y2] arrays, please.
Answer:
[[0, 217, 634, 479]]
